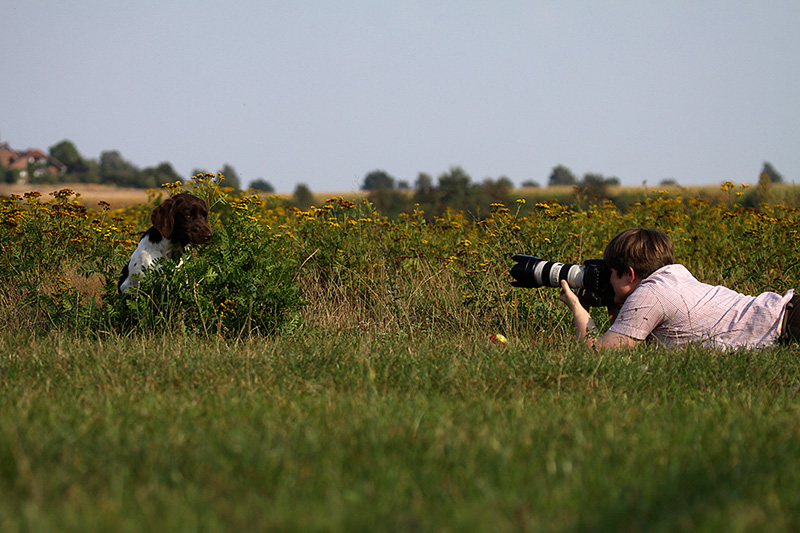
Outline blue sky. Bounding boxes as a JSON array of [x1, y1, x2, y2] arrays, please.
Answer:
[[2, 1, 798, 192]]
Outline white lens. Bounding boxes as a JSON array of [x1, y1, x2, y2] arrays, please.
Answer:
[[565, 265, 585, 289], [548, 263, 564, 286], [533, 260, 547, 285]]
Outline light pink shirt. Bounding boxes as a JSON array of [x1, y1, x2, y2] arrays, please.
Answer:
[[609, 264, 794, 349]]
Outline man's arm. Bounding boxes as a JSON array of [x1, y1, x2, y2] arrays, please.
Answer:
[[559, 280, 641, 349]]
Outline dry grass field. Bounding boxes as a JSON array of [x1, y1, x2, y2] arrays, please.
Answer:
[[0, 182, 152, 210]]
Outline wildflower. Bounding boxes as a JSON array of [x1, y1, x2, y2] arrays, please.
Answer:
[[51, 189, 77, 200]]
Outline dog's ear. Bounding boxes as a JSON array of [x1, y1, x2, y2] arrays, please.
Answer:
[[151, 196, 176, 239]]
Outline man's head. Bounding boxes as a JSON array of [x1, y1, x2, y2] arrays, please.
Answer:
[[604, 228, 674, 280]]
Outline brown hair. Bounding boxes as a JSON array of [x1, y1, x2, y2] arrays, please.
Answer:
[[603, 228, 674, 279]]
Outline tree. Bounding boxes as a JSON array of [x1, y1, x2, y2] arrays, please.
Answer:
[[415, 172, 433, 194], [362, 169, 396, 191], [437, 166, 478, 212], [99, 150, 135, 173], [481, 176, 514, 205], [548, 165, 577, 186], [141, 162, 182, 189], [249, 178, 275, 193], [218, 163, 241, 190], [99, 150, 139, 187], [761, 162, 783, 184], [293, 183, 314, 208], [49, 139, 88, 175]]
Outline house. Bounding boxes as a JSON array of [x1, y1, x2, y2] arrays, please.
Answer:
[[0, 142, 67, 183]]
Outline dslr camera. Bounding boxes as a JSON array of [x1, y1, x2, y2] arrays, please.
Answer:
[[510, 254, 615, 308]]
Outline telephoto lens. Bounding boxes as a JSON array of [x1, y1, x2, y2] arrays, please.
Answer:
[[509, 254, 615, 307], [509, 255, 588, 289]]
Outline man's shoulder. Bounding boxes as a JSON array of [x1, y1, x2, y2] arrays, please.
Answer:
[[634, 264, 697, 300], [643, 263, 693, 284]]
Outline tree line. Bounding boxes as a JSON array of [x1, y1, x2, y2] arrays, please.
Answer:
[[3, 138, 786, 218], [1, 139, 250, 191]]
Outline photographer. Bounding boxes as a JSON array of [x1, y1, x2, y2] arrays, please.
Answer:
[[559, 228, 800, 349]]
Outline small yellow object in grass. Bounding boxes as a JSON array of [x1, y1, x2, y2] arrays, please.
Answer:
[[489, 333, 507, 346]]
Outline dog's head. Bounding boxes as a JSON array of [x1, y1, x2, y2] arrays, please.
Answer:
[[151, 192, 213, 245]]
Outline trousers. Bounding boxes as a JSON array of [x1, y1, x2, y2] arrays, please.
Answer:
[[779, 294, 800, 344]]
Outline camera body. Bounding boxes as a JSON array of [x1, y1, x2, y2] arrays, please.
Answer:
[[510, 254, 616, 308]]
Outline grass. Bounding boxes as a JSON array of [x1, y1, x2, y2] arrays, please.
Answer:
[[3, 179, 800, 530], [2, 332, 800, 531]]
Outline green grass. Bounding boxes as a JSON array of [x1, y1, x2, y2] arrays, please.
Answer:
[[2, 332, 799, 531], [4, 183, 800, 530]]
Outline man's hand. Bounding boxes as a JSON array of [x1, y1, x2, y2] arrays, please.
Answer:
[[558, 279, 584, 313], [560, 280, 594, 342]]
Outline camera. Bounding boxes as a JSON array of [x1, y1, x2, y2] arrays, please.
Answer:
[[509, 254, 615, 308]]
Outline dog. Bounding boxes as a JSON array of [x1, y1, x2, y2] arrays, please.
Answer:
[[118, 192, 213, 294]]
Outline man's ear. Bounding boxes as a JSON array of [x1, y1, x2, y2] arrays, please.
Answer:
[[624, 266, 637, 282]]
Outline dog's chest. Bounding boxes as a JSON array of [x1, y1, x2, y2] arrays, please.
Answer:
[[131, 236, 185, 271]]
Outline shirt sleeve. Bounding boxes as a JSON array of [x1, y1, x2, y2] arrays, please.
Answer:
[[608, 283, 666, 341]]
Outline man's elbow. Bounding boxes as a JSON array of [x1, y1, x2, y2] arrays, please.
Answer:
[[595, 332, 641, 350]]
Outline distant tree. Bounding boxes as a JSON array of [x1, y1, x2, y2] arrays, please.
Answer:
[[367, 188, 408, 217], [218, 163, 241, 190], [521, 179, 540, 188], [548, 165, 577, 186], [412, 172, 436, 209], [397, 180, 410, 190], [437, 166, 478, 211], [362, 169, 396, 191], [415, 172, 433, 194], [293, 183, 314, 208], [99, 150, 135, 173], [660, 178, 678, 186], [49, 139, 89, 175], [761, 162, 783, 184], [141, 162, 182, 189], [481, 176, 514, 205], [249, 178, 275, 193], [578, 173, 611, 201], [99, 150, 140, 187]]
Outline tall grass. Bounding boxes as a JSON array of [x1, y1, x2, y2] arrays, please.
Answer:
[[2, 179, 800, 530]]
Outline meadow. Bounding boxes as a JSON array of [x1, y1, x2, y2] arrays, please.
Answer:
[[2, 176, 800, 531]]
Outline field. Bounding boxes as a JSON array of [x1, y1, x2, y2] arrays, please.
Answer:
[[2, 178, 800, 531]]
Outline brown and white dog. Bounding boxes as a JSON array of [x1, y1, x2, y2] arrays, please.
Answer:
[[118, 193, 213, 294]]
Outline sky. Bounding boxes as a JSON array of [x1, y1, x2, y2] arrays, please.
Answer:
[[2, 1, 799, 193]]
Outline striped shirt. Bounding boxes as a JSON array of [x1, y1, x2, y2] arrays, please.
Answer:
[[609, 264, 794, 349]]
